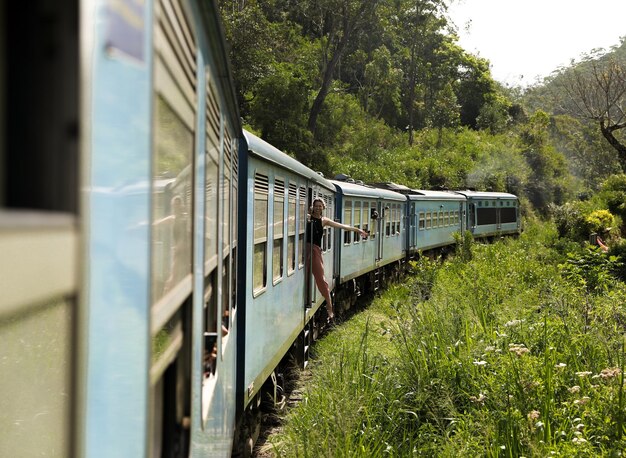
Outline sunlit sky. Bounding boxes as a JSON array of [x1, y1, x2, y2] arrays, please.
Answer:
[[446, 0, 626, 87]]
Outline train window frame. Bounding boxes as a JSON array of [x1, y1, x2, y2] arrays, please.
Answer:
[[385, 205, 391, 237], [204, 79, 220, 275], [287, 183, 297, 276], [362, 200, 369, 240], [354, 201, 362, 243], [418, 211, 425, 230], [370, 202, 377, 239], [343, 199, 352, 245], [253, 172, 269, 296], [151, 0, 196, 309], [326, 194, 333, 252], [272, 177, 285, 285], [322, 193, 332, 252], [425, 211, 431, 230]]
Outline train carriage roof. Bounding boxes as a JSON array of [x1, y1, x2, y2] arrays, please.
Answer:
[[406, 190, 466, 201], [453, 190, 518, 200], [244, 130, 335, 191], [332, 180, 406, 201]]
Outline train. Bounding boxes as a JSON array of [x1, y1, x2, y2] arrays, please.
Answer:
[[0, 0, 521, 457]]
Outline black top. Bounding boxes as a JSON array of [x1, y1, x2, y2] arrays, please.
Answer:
[[306, 217, 324, 247]]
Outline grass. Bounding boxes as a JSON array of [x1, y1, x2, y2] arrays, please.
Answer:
[[266, 222, 626, 457]]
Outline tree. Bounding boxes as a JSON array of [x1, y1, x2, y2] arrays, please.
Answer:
[[218, 1, 278, 118], [428, 82, 460, 147], [303, 0, 382, 136], [392, 0, 449, 145], [519, 111, 571, 213], [554, 56, 626, 171], [456, 53, 496, 129], [361, 45, 403, 123], [249, 63, 313, 163]]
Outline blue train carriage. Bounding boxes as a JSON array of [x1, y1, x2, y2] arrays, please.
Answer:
[[332, 179, 407, 307], [406, 190, 467, 255], [454, 191, 521, 239], [239, 130, 336, 437], [77, 0, 242, 456]]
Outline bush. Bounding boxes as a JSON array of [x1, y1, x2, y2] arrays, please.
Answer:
[[584, 209, 615, 234], [549, 202, 588, 241]]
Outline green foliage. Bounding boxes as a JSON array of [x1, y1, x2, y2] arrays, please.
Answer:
[[584, 209, 615, 234], [221, 0, 623, 219], [268, 223, 626, 456], [520, 112, 573, 213], [600, 174, 626, 233], [560, 247, 623, 293], [549, 201, 590, 241], [549, 115, 622, 191], [453, 230, 474, 262], [476, 92, 512, 134], [248, 63, 313, 163]]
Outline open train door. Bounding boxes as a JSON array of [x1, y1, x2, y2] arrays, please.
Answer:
[[304, 187, 315, 310]]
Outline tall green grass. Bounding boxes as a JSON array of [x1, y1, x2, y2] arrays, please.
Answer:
[[267, 222, 626, 456]]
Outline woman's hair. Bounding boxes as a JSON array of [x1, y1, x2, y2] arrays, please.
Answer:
[[312, 198, 326, 209]]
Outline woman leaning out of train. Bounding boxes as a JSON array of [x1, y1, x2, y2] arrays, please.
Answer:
[[307, 198, 368, 324]]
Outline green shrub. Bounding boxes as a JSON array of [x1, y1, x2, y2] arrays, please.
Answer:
[[584, 209, 615, 234]]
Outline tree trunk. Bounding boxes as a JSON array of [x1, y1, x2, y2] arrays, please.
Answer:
[[600, 120, 626, 171], [407, 48, 416, 147], [307, 27, 352, 135], [308, 1, 376, 136]]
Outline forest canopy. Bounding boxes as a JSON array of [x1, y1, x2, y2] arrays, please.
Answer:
[[218, 0, 626, 221]]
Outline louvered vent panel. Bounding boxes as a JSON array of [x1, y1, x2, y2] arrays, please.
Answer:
[[255, 174, 269, 194]]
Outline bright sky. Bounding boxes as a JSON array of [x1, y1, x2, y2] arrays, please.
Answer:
[[447, 0, 626, 87]]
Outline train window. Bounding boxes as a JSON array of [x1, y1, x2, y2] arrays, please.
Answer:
[[325, 194, 333, 251], [362, 201, 369, 238], [439, 211, 444, 228], [203, 274, 217, 379], [273, 179, 285, 283], [381, 207, 391, 237], [477, 207, 497, 225], [396, 205, 400, 234], [2, 2, 79, 213], [287, 184, 297, 275], [253, 173, 269, 294], [354, 201, 361, 242], [501, 207, 517, 223], [224, 135, 232, 259], [298, 186, 306, 268], [344, 200, 352, 244], [370, 202, 377, 239], [425, 212, 432, 229], [205, 81, 220, 272], [230, 134, 238, 312], [419, 212, 425, 230], [152, 102, 193, 302], [391, 205, 396, 235], [152, 0, 196, 303]]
